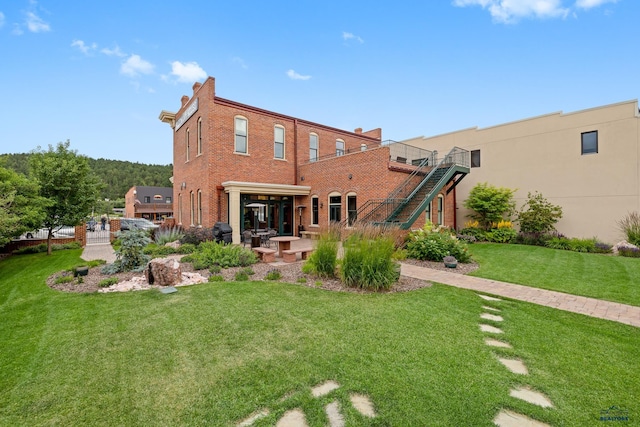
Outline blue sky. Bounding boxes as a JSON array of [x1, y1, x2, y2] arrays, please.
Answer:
[[0, 0, 636, 165]]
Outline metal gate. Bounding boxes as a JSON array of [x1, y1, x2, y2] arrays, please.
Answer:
[[86, 222, 111, 244]]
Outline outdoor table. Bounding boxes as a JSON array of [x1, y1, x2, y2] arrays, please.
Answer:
[[269, 236, 301, 258]]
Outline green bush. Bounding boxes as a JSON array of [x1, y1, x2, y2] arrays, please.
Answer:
[[143, 243, 177, 257], [459, 227, 486, 241], [545, 236, 571, 251], [567, 238, 596, 253], [486, 227, 517, 243], [176, 243, 196, 254], [102, 229, 151, 274], [304, 234, 338, 277], [264, 269, 282, 280], [54, 275, 74, 284], [181, 241, 257, 270], [619, 247, 640, 258], [13, 241, 82, 255], [617, 212, 640, 246], [341, 237, 398, 291], [406, 226, 471, 263], [234, 270, 249, 281], [208, 274, 224, 282], [517, 191, 563, 233], [98, 277, 119, 287], [515, 232, 552, 246], [463, 182, 516, 230]]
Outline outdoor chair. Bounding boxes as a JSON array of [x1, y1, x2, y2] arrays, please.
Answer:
[[242, 230, 253, 247], [265, 229, 278, 248]]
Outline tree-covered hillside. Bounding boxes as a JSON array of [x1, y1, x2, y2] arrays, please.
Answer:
[[0, 153, 172, 201]]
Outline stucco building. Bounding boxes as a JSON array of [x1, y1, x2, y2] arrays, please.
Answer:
[[402, 100, 640, 243], [159, 77, 469, 243]]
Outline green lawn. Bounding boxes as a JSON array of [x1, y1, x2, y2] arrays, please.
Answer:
[[468, 243, 640, 306], [0, 250, 638, 426]]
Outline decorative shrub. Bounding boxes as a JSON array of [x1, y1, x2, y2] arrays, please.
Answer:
[[234, 270, 249, 281], [406, 224, 471, 263], [617, 212, 640, 246], [341, 236, 398, 291], [143, 244, 177, 257], [264, 269, 282, 280], [517, 191, 563, 233], [619, 247, 640, 258], [209, 264, 221, 274], [54, 275, 74, 284], [486, 227, 517, 243], [545, 236, 572, 251], [154, 226, 184, 245], [208, 274, 224, 282], [296, 277, 307, 283], [241, 267, 255, 276], [13, 242, 82, 255], [304, 234, 338, 277], [458, 227, 485, 241], [176, 243, 196, 254], [456, 234, 478, 244], [515, 232, 551, 246], [102, 229, 151, 274], [463, 182, 516, 230], [181, 241, 257, 270], [98, 277, 119, 287]]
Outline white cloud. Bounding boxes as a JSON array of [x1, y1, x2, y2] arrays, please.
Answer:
[[453, 0, 618, 22], [0, 12, 5, 28], [232, 56, 248, 69], [575, 0, 617, 9], [121, 54, 155, 77], [342, 31, 364, 44], [71, 39, 97, 55], [286, 69, 311, 81], [101, 45, 126, 57], [453, 0, 569, 23], [169, 61, 207, 83], [25, 11, 50, 32]]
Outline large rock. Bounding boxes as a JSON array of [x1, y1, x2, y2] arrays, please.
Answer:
[[145, 258, 182, 286]]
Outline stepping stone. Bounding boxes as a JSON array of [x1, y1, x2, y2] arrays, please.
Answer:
[[485, 338, 512, 349], [350, 394, 376, 417], [237, 409, 269, 426], [478, 294, 502, 302], [483, 305, 501, 312], [494, 409, 551, 427], [498, 358, 529, 375], [276, 409, 308, 427], [480, 324, 503, 334], [311, 380, 340, 397], [325, 401, 345, 427], [481, 313, 504, 322], [510, 387, 554, 408]]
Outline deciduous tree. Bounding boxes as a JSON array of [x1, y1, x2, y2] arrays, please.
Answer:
[[463, 182, 516, 230]]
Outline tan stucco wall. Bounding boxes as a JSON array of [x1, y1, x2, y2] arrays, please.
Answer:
[[402, 100, 640, 243]]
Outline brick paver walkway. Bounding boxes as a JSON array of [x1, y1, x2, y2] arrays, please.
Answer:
[[400, 263, 640, 328]]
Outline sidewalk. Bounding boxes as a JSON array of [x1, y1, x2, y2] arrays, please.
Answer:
[[400, 263, 640, 328], [81, 243, 116, 264]]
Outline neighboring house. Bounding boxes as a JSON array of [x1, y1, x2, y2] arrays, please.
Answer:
[[402, 100, 640, 244], [159, 77, 469, 244], [124, 186, 174, 222]]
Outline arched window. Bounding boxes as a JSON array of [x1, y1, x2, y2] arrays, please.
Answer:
[[190, 192, 195, 226], [329, 192, 341, 223], [185, 128, 190, 162], [425, 200, 432, 224], [347, 193, 357, 226], [235, 116, 248, 154], [197, 117, 203, 155], [311, 196, 319, 225], [197, 190, 203, 226], [274, 125, 285, 159]]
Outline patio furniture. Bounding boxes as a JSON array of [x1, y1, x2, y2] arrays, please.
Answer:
[[269, 236, 301, 258], [242, 230, 253, 247]]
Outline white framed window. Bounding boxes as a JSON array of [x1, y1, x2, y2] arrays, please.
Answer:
[[329, 192, 341, 223], [235, 116, 248, 154], [185, 128, 190, 162], [425, 200, 431, 223], [336, 139, 345, 156], [311, 196, 319, 225], [274, 125, 285, 159], [197, 117, 203, 155], [310, 133, 318, 162], [437, 195, 444, 225], [178, 194, 183, 225]]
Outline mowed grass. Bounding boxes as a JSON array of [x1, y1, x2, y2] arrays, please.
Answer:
[[468, 243, 640, 306], [0, 250, 638, 426]]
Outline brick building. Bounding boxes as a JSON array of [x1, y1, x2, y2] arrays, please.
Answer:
[[159, 77, 468, 244], [124, 186, 173, 222]]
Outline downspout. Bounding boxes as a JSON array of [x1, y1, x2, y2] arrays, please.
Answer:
[[294, 118, 299, 232]]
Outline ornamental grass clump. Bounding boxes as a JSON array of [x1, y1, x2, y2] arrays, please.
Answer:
[[303, 234, 338, 277], [341, 236, 398, 291], [406, 222, 471, 263], [617, 212, 640, 246], [154, 226, 184, 245]]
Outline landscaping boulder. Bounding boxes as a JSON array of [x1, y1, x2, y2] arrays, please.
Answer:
[[165, 241, 181, 249], [145, 258, 182, 286]]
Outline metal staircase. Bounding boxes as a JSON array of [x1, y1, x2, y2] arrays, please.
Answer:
[[352, 147, 470, 229]]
